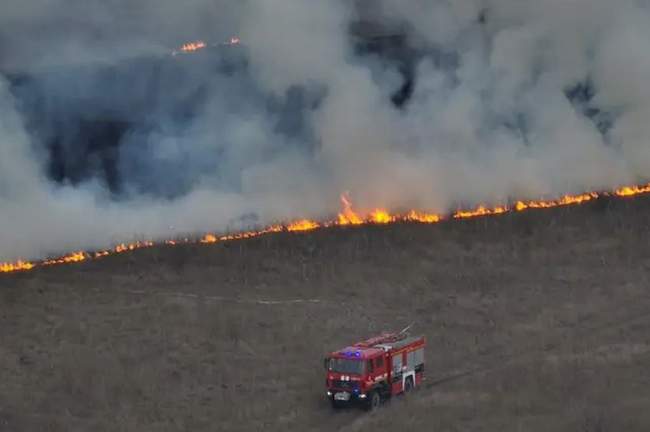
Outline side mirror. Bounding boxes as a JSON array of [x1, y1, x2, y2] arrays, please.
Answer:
[[323, 358, 329, 370]]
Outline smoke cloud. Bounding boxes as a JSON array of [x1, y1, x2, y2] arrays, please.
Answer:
[[1, 0, 650, 261]]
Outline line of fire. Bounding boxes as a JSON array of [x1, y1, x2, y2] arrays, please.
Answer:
[[2, 183, 650, 274]]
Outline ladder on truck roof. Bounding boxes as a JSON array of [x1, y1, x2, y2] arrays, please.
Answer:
[[354, 324, 413, 348]]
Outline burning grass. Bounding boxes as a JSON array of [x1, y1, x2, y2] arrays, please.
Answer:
[[1, 182, 649, 274]]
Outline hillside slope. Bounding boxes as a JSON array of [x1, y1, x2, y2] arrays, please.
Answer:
[[2, 196, 650, 431]]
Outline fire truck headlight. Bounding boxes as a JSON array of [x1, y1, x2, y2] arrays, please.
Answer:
[[359, 394, 367, 399], [327, 391, 332, 397]]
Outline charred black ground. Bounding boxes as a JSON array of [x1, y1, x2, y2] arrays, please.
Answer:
[[2, 194, 650, 431]]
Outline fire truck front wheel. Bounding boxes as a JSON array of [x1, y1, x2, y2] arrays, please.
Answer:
[[364, 391, 381, 411]]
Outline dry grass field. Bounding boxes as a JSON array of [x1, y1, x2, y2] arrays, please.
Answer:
[[2, 195, 650, 431]]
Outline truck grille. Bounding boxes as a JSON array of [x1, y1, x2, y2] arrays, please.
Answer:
[[332, 380, 358, 390]]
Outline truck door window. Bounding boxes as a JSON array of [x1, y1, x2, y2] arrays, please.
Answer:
[[367, 360, 374, 374], [375, 357, 384, 369]]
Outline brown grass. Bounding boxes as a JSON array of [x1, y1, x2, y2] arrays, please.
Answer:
[[2, 196, 650, 431]]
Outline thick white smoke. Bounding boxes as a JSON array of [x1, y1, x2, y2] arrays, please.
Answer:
[[1, 0, 650, 261]]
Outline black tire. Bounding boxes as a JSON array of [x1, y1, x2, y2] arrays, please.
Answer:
[[404, 377, 414, 393], [365, 391, 381, 411]]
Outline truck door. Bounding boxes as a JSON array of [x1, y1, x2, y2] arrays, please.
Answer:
[[372, 356, 387, 392]]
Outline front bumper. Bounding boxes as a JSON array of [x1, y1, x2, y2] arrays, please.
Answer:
[[327, 390, 367, 404]]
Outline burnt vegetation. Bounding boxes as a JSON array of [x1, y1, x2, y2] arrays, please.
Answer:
[[1, 195, 650, 431]]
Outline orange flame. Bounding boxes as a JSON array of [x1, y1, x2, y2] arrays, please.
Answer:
[[180, 41, 206, 52], [172, 37, 240, 56], [338, 193, 364, 225], [454, 205, 508, 219], [200, 234, 219, 244], [616, 184, 650, 196], [43, 252, 87, 266], [287, 220, 321, 232], [405, 211, 441, 223], [114, 241, 154, 253], [369, 209, 394, 224], [514, 192, 599, 211], [0, 260, 35, 273], [3, 182, 650, 275]]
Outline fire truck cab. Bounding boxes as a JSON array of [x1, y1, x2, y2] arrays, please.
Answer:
[[324, 330, 425, 410]]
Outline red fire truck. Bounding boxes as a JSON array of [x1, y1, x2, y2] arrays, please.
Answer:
[[324, 328, 425, 410]]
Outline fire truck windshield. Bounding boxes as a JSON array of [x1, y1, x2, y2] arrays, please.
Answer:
[[328, 358, 364, 374]]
